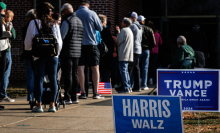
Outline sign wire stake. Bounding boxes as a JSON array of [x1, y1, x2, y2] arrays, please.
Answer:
[[198, 112, 200, 133]]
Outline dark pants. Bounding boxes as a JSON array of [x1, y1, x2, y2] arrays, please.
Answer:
[[129, 54, 140, 90], [0, 50, 7, 86], [100, 68, 110, 82], [111, 57, 121, 87], [149, 54, 159, 83], [34, 57, 58, 103], [61, 57, 79, 101]]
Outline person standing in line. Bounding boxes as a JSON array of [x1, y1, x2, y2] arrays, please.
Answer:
[[76, 0, 104, 99], [21, 9, 35, 105], [25, 2, 63, 112], [147, 21, 162, 85], [137, 16, 156, 89], [52, 13, 61, 26], [0, 3, 11, 110], [98, 14, 114, 82], [60, 3, 83, 104], [128, 12, 142, 92], [115, 18, 133, 94], [0, 2, 15, 103], [186, 24, 208, 68]]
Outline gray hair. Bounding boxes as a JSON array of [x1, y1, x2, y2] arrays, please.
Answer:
[[26, 9, 36, 20], [61, 3, 73, 12], [177, 35, 187, 45], [123, 17, 132, 27]]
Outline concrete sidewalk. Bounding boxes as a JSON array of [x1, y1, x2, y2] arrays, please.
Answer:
[[0, 87, 155, 133]]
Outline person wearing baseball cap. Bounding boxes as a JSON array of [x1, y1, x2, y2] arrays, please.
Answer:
[[127, 11, 143, 92], [169, 35, 195, 69], [137, 15, 156, 90], [0, 2, 13, 110]]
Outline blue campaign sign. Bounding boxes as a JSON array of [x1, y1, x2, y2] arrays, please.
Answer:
[[157, 69, 220, 112], [112, 95, 183, 133]]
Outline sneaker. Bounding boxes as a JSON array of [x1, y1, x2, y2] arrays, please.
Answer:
[[0, 105, 4, 110], [0, 97, 15, 102], [79, 93, 87, 99], [77, 92, 81, 96], [142, 87, 149, 90], [48, 106, 56, 112], [93, 94, 105, 99], [132, 88, 141, 92], [32, 106, 44, 113], [129, 88, 132, 93], [65, 100, 72, 104], [118, 89, 130, 94], [72, 97, 79, 104]]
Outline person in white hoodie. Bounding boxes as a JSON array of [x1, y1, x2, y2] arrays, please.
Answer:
[[24, 2, 62, 113], [116, 18, 133, 94], [128, 12, 143, 92]]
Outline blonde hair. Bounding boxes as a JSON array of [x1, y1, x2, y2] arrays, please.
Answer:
[[6, 10, 14, 18], [98, 14, 107, 23]]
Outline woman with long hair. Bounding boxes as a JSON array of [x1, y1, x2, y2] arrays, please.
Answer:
[[24, 2, 62, 112]]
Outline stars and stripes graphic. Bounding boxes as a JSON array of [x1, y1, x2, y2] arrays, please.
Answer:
[[98, 82, 112, 94]]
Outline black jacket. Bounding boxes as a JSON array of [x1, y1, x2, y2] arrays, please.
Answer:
[[186, 30, 207, 53], [100, 27, 114, 69], [60, 13, 84, 58], [140, 23, 156, 50]]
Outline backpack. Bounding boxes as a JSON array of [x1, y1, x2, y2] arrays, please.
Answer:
[[32, 20, 58, 58]]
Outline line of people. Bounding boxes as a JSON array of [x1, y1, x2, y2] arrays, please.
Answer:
[[0, 0, 164, 111]]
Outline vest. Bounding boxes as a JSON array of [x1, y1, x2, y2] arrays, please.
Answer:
[[60, 13, 83, 58]]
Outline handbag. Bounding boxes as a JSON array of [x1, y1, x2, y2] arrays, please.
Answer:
[[98, 40, 108, 57]]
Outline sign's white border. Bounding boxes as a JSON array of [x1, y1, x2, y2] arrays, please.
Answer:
[[157, 69, 220, 112], [112, 95, 184, 133]]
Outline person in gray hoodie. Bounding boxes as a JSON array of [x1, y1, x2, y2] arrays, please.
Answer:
[[128, 12, 143, 92]]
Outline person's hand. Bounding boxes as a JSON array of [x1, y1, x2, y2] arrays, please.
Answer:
[[116, 25, 120, 34]]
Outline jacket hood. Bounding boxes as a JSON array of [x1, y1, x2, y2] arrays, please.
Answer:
[[133, 21, 142, 30]]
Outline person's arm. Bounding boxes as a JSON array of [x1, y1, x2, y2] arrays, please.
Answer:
[[148, 28, 156, 50], [10, 27, 16, 40], [24, 20, 35, 50], [60, 20, 69, 40], [52, 24, 63, 55], [94, 13, 103, 32], [116, 30, 125, 46]]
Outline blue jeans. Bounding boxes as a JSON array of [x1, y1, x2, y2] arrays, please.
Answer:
[[23, 59, 34, 101], [34, 57, 58, 103], [0, 51, 12, 98], [139, 50, 150, 88], [119, 61, 130, 90]]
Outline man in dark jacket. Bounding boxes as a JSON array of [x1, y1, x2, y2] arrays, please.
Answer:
[[186, 24, 207, 68], [60, 3, 84, 104], [137, 15, 156, 90]]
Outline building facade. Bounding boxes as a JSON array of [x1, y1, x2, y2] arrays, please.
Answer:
[[2, 0, 220, 81]]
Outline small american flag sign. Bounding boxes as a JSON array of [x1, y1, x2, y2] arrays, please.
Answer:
[[98, 82, 112, 94]]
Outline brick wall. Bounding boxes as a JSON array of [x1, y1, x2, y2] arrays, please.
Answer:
[[3, 0, 33, 81], [3, 0, 141, 81]]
